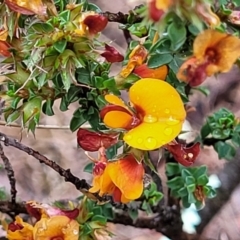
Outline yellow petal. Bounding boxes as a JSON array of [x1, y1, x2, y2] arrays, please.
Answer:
[[124, 121, 183, 150], [33, 216, 79, 240], [125, 78, 186, 150], [105, 94, 126, 108], [103, 111, 134, 129]]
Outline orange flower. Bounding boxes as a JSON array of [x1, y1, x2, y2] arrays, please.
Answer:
[[7, 216, 34, 240], [33, 215, 79, 240], [100, 78, 186, 150], [89, 154, 145, 203], [177, 29, 240, 86], [133, 63, 168, 80], [5, 0, 46, 15], [120, 45, 148, 78]]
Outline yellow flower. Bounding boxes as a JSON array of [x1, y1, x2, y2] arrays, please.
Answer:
[[33, 215, 79, 240], [89, 154, 145, 203], [100, 78, 186, 150], [7, 216, 33, 240]]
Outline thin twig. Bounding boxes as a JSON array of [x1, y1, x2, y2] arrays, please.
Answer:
[[0, 143, 17, 204], [103, 10, 143, 24], [123, 29, 133, 46], [0, 132, 103, 200], [0, 121, 91, 129]]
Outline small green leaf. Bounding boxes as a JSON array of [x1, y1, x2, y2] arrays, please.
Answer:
[[53, 40, 67, 53], [168, 21, 187, 50], [83, 163, 94, 174], [166, 163, 180, 176], [214, 141, 236, 160], [128, 208, 138, 221], [147, 54, 173, 68], [70, 114, 88, 132], [197, 175, 209, 185], [187, 184, 196, 193], [42, 99, 54, 116]]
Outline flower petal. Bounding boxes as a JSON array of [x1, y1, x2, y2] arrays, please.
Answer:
[[166, 142, 200, 166], [5, 0, 46, 15], [105, 94, 127, 108], [77, 128, 118, 151], [133, 64, 168, 80], [33, 216, 79, 240], [193, 29, 227, 62], [101, 44, 124, 63], [124, 122, 183, 150], [7, 216, 33, 240], [213, 34, 240, 73], [83, 14, 108, 35], [125, 78, 186, 150], [107, 155, 144, 200], [103, 111, 134, 129]]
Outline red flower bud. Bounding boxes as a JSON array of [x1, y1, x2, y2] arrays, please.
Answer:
[[77, 128, 118, 151], [101, 44, 124, 63], [166, 142, 200, 166], [83, 14, 108, 35]]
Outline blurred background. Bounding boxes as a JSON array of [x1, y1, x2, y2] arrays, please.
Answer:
[[1, 0, 240, 239]]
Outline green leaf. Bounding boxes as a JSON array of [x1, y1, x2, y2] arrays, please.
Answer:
[[147, 53, 173, 68], [214, 141, 236, 160], [185, 176, 195, 186], [59, 10, 70, 23], [23, 97, 42, 123], [197, 175, 209, 185], [76, 68, 91, 85], [167, 176, 184, 189], [188, 24, 200, 36], [53, 39, 67, 53], [188, 192, 196, 203], [166, 163, 180, 176], [60, 96, 68, 111], [103, 78, 120, 95], [200, 123, 211, 139], [83, 163, 94, 174], [178, 187, 188, 197], [6, 111, 20, 123], [91, 215, 107, 224], [193, 86, 210, 96], [128, 208, 138, 221], [70, 113, 88, 132], [182, 195, 191, 208], [31, 22, 54, 33], [167, 21, 186, 50], [192, 166, 207, 179], [187, 184, 196, 193], [42, 99, 54, 116]]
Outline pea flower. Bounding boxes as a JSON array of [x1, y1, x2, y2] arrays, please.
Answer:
[[120, 44, 148, 78], [75, 12, 108, 37], [100, 78, 186, 150], [166, 141, 200, 166], [101, 44, 124, 63], [7, 216, 33, 240], [89, 153, 144, 203], [177, 29, 240, 86], [77, 128, 118, 151]]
